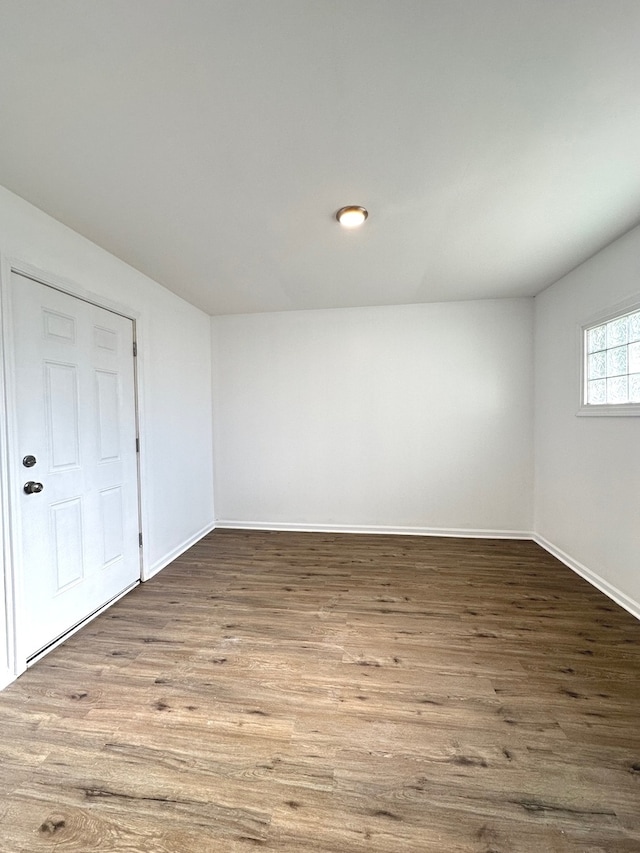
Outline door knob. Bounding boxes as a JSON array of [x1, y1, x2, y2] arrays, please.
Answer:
[[24, 481, 44, 494]]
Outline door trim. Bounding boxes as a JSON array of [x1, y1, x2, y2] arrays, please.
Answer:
[[0, 255, 147, 680]]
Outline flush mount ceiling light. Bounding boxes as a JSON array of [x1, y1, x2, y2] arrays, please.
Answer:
[[336, 205, 368, 228]]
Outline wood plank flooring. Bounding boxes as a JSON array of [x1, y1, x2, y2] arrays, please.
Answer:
[[1, 530, 639, 852]]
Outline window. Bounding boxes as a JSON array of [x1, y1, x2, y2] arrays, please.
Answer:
[[580, 300, 640, 415]]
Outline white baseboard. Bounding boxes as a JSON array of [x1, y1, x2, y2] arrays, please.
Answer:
[[216, 522, 639, 623], [215, 519, 531, 539], [2, 524, 636, 694], [144, 521, 216, 581], [532, 534, 640, 622]]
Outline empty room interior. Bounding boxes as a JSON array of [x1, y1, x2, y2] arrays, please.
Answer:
[[0, 2, 639, 851]]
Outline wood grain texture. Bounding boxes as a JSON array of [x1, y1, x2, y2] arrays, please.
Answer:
[[1, 530, 639, 852]]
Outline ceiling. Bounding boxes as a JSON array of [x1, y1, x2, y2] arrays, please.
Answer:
[[1, 1, 640, 316]]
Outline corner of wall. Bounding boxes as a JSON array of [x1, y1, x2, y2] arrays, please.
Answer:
[[532, 223, 640, 622]]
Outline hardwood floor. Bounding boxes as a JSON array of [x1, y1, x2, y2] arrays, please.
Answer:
[[1, 530, 639, 852]]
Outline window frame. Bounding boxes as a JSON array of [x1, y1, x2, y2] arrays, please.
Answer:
[[577, 295, 640, 417]]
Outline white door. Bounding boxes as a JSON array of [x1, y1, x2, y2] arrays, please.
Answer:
[[11, 272, 141, 659]]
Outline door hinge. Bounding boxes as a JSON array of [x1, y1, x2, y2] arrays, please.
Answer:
[[139, 532, 143, 548], [136, 437, 140, 453], [133, 341, 137, 357]]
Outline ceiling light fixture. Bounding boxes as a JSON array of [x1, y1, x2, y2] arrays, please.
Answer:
[[336, 206, 368, 228]]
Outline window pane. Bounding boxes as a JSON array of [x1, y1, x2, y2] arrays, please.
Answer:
[[583, 309, 640, 410], [587, 325, 606, 353], [587, 351, 606, 379], [607, 375, 628, 404], [606, 345, 627, 377], [607, 316, 628, 348], [629, 342, 640, 374], [587, 379, 606, 404]]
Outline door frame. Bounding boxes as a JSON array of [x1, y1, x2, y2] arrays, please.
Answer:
[[0, 255, 147, 681]]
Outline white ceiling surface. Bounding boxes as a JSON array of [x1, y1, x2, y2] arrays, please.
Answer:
[[1, 1, 640, 316]]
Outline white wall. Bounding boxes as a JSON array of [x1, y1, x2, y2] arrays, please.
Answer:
[[0, 185, 215, 686], [534, 224, 640, 617], [212, 299, 534, 535]]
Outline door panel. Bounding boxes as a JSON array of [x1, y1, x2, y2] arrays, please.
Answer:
[[45, 361, 81, 468], [100, 486, 124, 566], [96, 370, 120, 461], [11, 272, 140, 659], [51, 497, 84, 590]]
